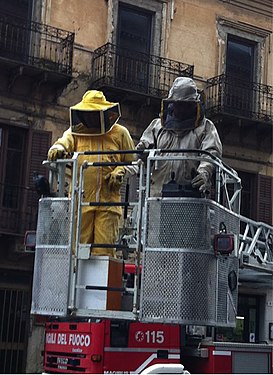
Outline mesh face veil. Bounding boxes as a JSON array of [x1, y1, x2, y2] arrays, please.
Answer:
[[161, 77, 204, 130], [70, 90, 121, 135], [71, 105, 120, 134]]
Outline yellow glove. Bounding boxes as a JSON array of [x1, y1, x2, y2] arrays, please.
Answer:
[[47, 145, 65, 161], [105, 168, 125, 191]]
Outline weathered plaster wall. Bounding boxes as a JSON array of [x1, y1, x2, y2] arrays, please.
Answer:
[[42, 0, 108, 50], [166, 0, 272, 82], [25, 322, 45, 374]]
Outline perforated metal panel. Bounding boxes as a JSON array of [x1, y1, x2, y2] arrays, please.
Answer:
[[140, 198, 240, 326], [36, 198, 71, 246], [146, 199, 211, 250], [31, 198, 71, 316], [140, 250, 217, 324]]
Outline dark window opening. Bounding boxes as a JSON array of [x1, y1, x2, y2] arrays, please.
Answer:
[[215, 294, 260, 343], [0, 0, 33, 62], [117, 4, 152, 54], [1, 127, 26, 209], [226, 35, 255, 82], [0, 125, 51, 234], [225, 36, 256, 116], [238, 171, 256, 220], [116, 4, 152, 92], [0, 282, 30, 373], [0, 0, 32, 20]]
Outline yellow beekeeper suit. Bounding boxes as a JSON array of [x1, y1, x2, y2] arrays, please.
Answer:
[[48, 90, 135, 256]]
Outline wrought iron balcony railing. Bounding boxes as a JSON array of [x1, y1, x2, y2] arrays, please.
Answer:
[[206, 74, 273, 124], [0, 183, 38, 235], [91, 43, 194, 98], [0, 13, 74, 75]]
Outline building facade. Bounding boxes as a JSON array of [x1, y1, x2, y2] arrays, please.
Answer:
[[0, 0, 272, 373]]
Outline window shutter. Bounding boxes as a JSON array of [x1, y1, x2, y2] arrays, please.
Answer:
[[26, 130, 52, 215], [257, 175, 272, 225], [28, 130, 52, 189]]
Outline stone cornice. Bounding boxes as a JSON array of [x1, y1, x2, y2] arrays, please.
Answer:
[[219, 0, 273, 18]]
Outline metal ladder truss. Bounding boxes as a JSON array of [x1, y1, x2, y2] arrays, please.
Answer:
[[239, 215, 273, 272]]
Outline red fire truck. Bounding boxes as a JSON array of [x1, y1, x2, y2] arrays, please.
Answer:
[[44, 303, 181, 373], [29, 150, 273, 374]]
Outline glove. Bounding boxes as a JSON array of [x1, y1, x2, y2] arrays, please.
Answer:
[[191, 170, 211, 193], [105, 168, 125, 190], [47, 145, 65, 161], [136, 141, 152, 162], [136, 141, 145, 150]]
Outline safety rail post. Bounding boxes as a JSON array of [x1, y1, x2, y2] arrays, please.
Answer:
[[69, 156, 87, 311], [69, 150, 142, 319], [133, 161, 146, 315]]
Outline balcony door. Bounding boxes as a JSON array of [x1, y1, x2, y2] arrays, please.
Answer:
[[116, 4, 152, 92], [0, 0, 33, 62], [225, 36, 256, 117]]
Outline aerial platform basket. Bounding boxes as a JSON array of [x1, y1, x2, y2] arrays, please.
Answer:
[[139, 197, 240, 326], [31, 150, 242, 327]]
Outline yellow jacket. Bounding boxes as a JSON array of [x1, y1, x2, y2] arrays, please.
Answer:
[[52, 124, 135, 215]]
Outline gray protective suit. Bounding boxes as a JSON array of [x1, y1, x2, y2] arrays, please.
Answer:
[[137, 116, 222, 196], [134, 77, 222, 197]]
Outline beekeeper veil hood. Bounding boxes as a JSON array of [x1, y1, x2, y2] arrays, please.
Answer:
[[70, 90, 121, 135], [161, 77, 205, 131]]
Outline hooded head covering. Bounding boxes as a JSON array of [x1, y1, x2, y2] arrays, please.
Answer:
[[161, 77, 205, 131], [166, 77, 201, 102], [70, 90, 121, 135]]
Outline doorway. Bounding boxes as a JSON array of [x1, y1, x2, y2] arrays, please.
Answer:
[[0, 0, 33, 63], [225, 35, 256, 117], [116, 4, 152, 92]]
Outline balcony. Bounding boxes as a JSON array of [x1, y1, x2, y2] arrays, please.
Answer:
[[206, 74, 273, 125], [0, 14, 74, 89], [91, 43, 194, 101], [0, 183, 38, 236], [206, 75, 273, 151]]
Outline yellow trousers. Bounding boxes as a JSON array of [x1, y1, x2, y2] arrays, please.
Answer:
[[80, 209, 120, 257]]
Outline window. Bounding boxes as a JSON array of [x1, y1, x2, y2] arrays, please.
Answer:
[[237, 171, 272, 225], [226, 36, 255, 82], [215, 295, 260, 343], [238, 171, 256, 219], [117, 4, 152, 54], [115, 4, 152, 92], [0, 126, 26, 209], [112, 0, 163, 56], [0, 0, 32, 20], [225, 36, 257, 116], [109, 0, 167, 94], [238, 295, 260, 343], [217, 18, 271, 119], [0, 125, 51, 234], [0, 0, 33, 62]]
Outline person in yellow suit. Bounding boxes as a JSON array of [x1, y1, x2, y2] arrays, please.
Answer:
[[47, 90, 135, 257]]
